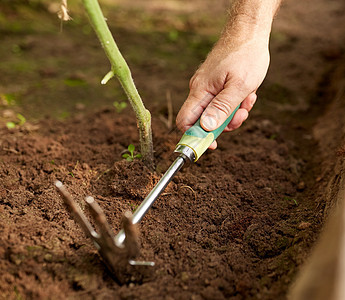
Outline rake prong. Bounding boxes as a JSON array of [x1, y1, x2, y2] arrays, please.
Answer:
[[55, 181, 99, 242], [122, 211, 140, 259], [55, 181, 154, 274], [84, 196, 117, 248]]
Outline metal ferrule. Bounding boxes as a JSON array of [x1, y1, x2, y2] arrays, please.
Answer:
[[174, 144, 195, 163]]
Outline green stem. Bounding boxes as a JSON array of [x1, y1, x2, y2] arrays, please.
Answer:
[[82, 0, 154, 168]]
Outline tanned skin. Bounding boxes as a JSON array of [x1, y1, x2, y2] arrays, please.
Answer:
[[176, 0, 282, 149]]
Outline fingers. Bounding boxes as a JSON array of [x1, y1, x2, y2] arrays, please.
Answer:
[[224, 92, 257, 132], [176, 84, 258, 151], [176, 90, 214, 132], [240, 92, 257, 112], [209, 140, 217, 150], [199, 84, 248, 132], [223, 108, 249, 132]]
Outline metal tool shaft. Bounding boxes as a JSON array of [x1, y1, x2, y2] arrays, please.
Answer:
[[115, 155, 186, 247]]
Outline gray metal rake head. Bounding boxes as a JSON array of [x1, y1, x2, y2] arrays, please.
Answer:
[[55, 181, 154, 276]]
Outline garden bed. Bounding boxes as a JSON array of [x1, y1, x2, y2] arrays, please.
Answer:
[[0, 0, 345, 299], [0, 104, 323, 299]]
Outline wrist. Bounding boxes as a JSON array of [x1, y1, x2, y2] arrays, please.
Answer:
[[216, 18, 271, 53], [230, 0, 280, 26], [233, 13, 273, 35], [217, 0, 280, 49]]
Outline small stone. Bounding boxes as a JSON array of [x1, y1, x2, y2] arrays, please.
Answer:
[[44, 253, 53, 262], [236, 184, 243, 193], [181, 272, 189, 282], [129, 283, 135, 288], [297, 181, 306, 191], [298, 222, 311, 230], [8, 233, 16, 241], [2, 109, 15, 118], [208, 225, 217, 233], [10, 255, 22, 266], [303, 134, 312, 140], [316, 176, 322, 182], [264, 187, 272, 193], [75, 103, 86, 110], [208, 261, 217, 267]]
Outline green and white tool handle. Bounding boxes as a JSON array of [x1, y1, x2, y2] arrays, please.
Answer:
[[175, 105, 240, 162]]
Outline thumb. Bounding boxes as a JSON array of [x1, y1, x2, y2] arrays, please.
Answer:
[[200, 87, 244, 131], [176, 89, 215, 132]]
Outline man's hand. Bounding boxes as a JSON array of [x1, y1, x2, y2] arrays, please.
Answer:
[[176, 0, 281, 149]]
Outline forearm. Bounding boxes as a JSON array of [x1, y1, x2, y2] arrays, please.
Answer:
[[218, 0, 282, 49], [176, 0, 281, 136]]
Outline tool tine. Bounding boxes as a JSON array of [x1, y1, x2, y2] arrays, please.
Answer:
[[85, 196, 117, 247], [55, 181, 99, 241], [122, 211, 140, 259]]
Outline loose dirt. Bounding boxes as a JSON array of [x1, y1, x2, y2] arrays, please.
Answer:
[[0, 0, 345, 299], [0, 106, 320, 299]]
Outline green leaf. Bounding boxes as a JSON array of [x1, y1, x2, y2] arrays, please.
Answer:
[[126, 157, 133, 162], [168, 29, 179, 42], [119, 102, 127, 109], [64, 78, 87, 87], [128, 144, 135, 155], [6, 122, 16, 129], [122, 153, 130, 159], [58, 111, 70, 120], [16, 113, 26, 125], [113, 101, 127, 113], [135, 153, 142, 159]]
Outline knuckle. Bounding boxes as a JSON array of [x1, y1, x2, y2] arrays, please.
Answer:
[[232, 76, 250, 93], [211, 98, 234, 117], [189, 76, 196, 89], [189, 69, 206, 90], [228, 71, 256, 95], [189, 76, 201, 90]]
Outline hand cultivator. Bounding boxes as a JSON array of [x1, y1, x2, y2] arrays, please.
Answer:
[[55, 107, 239, 275]]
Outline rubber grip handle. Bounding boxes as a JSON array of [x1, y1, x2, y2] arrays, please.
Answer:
[[176, 105, 240, 161]]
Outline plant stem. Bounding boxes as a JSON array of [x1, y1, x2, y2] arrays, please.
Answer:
[[82, 0, 154, 168]]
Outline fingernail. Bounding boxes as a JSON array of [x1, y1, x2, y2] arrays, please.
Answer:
[[250, 95, 257, 106], [202, 115, 217, 131]]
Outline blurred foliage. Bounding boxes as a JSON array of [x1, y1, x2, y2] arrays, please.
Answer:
[[0, 0, 223, 120], [0, 0, 47, 9], [64, 78, 88, 87]]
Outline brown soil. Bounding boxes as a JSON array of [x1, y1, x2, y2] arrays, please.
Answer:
[[0, 0, 345, 299], [0, 106, 319, 300]]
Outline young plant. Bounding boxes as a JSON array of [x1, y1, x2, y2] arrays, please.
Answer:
[[113, 101, 127, 113], [122, 144, 142, 162], [6, 113, 26, 129], [80, 0, 154, 168]]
